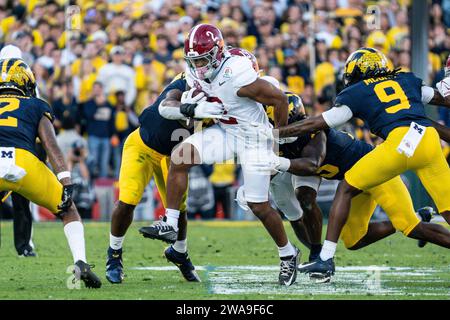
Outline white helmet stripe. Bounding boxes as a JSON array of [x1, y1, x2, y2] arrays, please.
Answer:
[[189, 24, 203, 51]]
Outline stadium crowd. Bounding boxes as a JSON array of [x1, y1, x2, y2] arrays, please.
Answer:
[[1, 0, 450, 219]]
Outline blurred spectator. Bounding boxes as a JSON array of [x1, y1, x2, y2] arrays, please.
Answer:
[[56, 115, 87, 161], [209, 161, 238, 219], [96, 45, 136, 108], [112, 90, 139, 178], [187, 165, 215, 220], [52, 79, 80, 132], [67, 140, 95, 219], [82, 82, 116, 178]]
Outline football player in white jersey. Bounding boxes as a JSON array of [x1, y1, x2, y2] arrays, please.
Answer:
[[143, 25, 300, 286]]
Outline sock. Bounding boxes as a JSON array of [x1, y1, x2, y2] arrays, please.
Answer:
[[278, 241, 296, 258], [165, 209, 180, 230], [64, 221, 87, 263], [320, 240, 337, 261], [173, 239, 187, 253], [110, 233, 124, 250], [310, 243, 322, 259]]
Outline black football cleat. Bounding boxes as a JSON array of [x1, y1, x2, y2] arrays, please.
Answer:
[[417, 207, 434, 248], [139, 218, 178, 244], [18, 248, 37, 257], [279, 246, 300, 286], [74, 260, 102, 289], [106, 247, 124, 284], [298, 257, 335, 283], [164, 246, 201, 282]]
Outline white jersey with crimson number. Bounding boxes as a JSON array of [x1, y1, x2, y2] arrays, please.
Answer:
[[184, 55, 271, 130]]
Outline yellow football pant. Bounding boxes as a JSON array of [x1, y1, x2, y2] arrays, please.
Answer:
[[345, 126, 450, 213], [118, 129, 187, 211], [0, 148, 63, 213], [341, 175, 420, 248]]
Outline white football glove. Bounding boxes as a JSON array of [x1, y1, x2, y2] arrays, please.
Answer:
[[436, 77, 450, 98], [194, 100, 228, 119], [243, 152, 291, 175], [181, 88, 206, 104], [239, 122, 275, 145]]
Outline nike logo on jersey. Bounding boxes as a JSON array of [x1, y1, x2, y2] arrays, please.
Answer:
[[219, 81, 226, 86]]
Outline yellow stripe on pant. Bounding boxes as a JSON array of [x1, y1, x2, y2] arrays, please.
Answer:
[[0, 148, 63, 213], [118, 129, 187, 212], [341, 176, 420, 248], [345, 126, 450, 213]]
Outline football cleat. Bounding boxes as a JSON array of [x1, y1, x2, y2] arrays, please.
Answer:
[[106, 247, 124, 284], [278, 246, 300, 286], [73, 260, 102, 289], [139, 217, 178, 244], [298, 257, 335, 283], [417, 206, 435, 248], [18, 248, 37, 258], [164, 246, 201, 282]]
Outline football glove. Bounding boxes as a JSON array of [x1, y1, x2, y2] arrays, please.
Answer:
[[58, 184, 74, 212], [180, 88, 227, 119], [436, 54, 450, 97]]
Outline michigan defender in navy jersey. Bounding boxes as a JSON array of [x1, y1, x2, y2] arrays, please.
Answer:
[[283, 129, 450, 267], [106, 72, 224, 284], [0, 58, 101, 288], [266, 47, 450, 280]]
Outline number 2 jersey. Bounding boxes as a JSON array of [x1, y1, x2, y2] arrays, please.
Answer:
[[280, 128, 374, 181], [335, 72, 431, 139], [0, 94, 54, 156]]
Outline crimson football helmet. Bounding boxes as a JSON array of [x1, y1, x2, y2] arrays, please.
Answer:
[[228, 47, 259, 73], [184, 24, 226, 80]]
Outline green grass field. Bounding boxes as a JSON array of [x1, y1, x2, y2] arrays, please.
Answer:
[[0, 220, 449, 300]]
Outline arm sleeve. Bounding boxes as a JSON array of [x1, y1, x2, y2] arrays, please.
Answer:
[[321, 105, 353, 128], [158, 103, 186, 120], [421, 85, 435, 104]]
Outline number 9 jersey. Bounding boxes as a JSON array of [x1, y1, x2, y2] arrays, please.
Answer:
[[334, 72, 431, 139]]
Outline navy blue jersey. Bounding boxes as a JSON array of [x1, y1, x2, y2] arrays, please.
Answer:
[[317, 129, 374, 180], [0, 94, 54, 156], [282, 128, 374, 180], [335, 72, 431, 139], [138, 74, 192, 156]]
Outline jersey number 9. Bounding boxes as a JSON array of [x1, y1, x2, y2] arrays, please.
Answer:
[[374, 80, 411, 114]]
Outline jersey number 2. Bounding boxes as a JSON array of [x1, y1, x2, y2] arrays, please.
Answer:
[[0, 98, 19, 127], [374, 80, 411, 114]]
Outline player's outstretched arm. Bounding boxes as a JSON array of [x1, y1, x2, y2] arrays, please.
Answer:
[[38, 116, 71, 184], [277, 115, 329, 138], [158, 88, 185, 120], [237, 78, 289, 127], [429, 118, 450, 143], [427, 87, 450, 108], [288, 131, 327, 176], [38, 116, 74, 211]]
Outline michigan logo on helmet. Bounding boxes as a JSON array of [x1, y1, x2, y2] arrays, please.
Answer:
[[343, 47, 389, 87], [0, 58, 37, 97], [265, 93, 306, 125]]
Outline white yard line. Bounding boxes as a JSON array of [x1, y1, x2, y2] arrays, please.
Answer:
[[130, 265, 450, 297]]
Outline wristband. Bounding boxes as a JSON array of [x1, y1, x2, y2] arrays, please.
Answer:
[[57, 171, 71, 181]]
